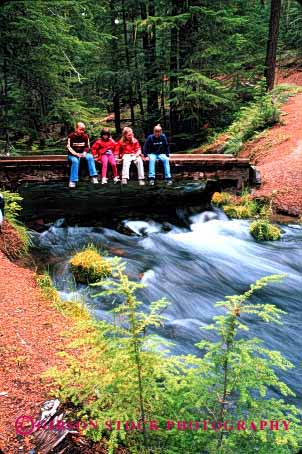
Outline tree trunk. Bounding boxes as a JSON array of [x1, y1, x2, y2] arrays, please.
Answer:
[[264, 0, 282, 91], [122, 0, 135, 126], [110, 0, 121, 134], [169, 0, 183, 136], [132, 13, 145, 122], [141, 0, 159, 132], [3, 51, 10, 155], [113, 94, 121, 135]]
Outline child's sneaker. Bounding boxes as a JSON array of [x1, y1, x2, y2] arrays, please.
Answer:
[[149, 178, 155, 186], [113, 176, 120, 183], [69, 181, 76, 188], [102, 177, 108, 184], [139, 180, 145, 186], [166, 179, 173, 186], [121, 178, 128, 185], [91, 177, 99, 184]]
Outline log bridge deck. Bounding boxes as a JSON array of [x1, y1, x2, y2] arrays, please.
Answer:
[[0, 154, 253, 189]]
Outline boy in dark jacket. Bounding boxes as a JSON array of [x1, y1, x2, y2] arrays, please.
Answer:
[[143, 124, 172, 185], [67, 121, 98, 188]]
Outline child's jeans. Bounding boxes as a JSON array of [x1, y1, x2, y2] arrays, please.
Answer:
[[68, 153, 97, 182], [122, 154, 145, 180], [148, 153, 171, 179], [101, 153, 118, 178]]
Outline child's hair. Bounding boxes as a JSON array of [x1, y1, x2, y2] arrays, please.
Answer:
[[121, 127, 133, 143], [100, 128, 111, 138], [153, 124, 162, 132]]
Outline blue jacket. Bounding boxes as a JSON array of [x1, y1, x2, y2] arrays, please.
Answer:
[[143, 134, 170, 157]]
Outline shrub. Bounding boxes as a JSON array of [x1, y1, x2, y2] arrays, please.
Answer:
[[1, 190, 23, 223], [250, 219, 281, 241], [215, 189, 261, 219], [1, 190, 31, 256], [69, 245, 112, 284], [47, 259, 170, 453], [223, 93, 280, 155], [236, 190, 260, 216]]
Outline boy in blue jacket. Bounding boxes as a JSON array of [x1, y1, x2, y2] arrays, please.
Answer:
[[143, 124, 173, 185]]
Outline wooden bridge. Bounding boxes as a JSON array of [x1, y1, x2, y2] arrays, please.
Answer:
[[0, 154, 254, 190]]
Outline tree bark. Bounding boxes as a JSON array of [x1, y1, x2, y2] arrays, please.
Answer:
[[3, 49, 10, 155], [141, 0, 159, 132], [169, 0, 183, 136], [122, 0, 135, 126], [110, 0, 121, 134], [132, 13, 145, 122], [264, 0, 282, 91]]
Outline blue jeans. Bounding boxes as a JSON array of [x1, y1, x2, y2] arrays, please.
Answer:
[[68, 153, 97, 182], [148, 153, 171, 179]]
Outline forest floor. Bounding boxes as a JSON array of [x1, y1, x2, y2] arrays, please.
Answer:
[[0, 222, 72, 453], [196, 68, 302, 216], [240, 68, 302, 216]]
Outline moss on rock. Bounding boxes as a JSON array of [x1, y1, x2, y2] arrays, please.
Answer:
[[250, 219, 281, 241], [69, 246, 112, 284], [223, 205, 252, 219], [211, 192, 232, 206]]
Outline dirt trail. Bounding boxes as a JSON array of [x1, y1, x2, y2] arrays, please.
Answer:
[[0, 241, 72, 453], [241, 86, 302, 216]]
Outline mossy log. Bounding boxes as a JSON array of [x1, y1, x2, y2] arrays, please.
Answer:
[[18, 179, 220, 227]]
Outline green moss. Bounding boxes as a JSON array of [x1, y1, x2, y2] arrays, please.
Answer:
[[223, 205, 252, 219], [250, 219, 281, 241], [36, 272, 90, 320], [211, 191, 232, 206], [69, 245, 112, 284]]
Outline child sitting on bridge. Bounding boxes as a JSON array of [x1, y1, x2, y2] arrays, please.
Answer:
[[67, 122, 98, 188], [143, 124, 172, 186], [91, 128, 120, 184], [115, 127, 145, 185]]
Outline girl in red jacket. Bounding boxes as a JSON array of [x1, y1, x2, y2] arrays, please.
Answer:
[[91, 128, 120, 184], [115, 127, 145, 185]]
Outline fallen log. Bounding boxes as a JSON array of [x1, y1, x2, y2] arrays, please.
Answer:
[[19, 179, 220, 228]]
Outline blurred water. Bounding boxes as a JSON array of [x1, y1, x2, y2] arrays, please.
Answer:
[[32, 210, 302, 399]]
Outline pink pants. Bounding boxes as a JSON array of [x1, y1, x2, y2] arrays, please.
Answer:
[[101, 154, 118, 178]]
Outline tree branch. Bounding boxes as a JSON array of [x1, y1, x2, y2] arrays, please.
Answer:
[[62, 50, 83, 84]]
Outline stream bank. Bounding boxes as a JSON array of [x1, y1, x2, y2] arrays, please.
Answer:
[[0, 247, 75, 453]]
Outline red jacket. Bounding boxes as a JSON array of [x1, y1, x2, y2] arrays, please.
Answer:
[[115, 138, 141, 158], [91, 137, 117, 161]]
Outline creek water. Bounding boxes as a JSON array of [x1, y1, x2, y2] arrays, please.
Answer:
[[32, 210, 302, 401]]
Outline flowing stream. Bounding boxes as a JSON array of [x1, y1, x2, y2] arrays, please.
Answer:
[[32, 210, 302, 401]]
